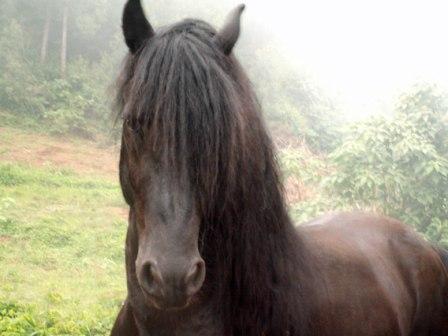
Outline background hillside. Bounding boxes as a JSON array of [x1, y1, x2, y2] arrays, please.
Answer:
[[0, 0, 447, 335]]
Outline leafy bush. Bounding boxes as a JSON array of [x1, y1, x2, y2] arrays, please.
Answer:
[[0, 21, 46, 117], [325, 84, 448, 246], [280, 147, 328, 185]]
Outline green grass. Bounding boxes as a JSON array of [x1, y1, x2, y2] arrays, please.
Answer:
[[0, 110, 42, 134], [0, 163, 127, 335]]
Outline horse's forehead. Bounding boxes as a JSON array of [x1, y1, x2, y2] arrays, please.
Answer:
[[159, 19, 215, 36], [142, 155, 191, 193]]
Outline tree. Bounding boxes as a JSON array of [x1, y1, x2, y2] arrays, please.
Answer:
[[40, 2, 51, 64], [60, 1, 69, 77]]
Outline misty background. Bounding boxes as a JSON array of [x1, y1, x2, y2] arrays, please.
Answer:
[[0, 0, 447, 334]]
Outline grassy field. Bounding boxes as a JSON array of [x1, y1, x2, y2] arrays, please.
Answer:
[[0, 125, 127, 335]]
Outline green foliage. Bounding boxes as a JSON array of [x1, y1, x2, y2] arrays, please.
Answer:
[[280, 147, 327, 185], [41, 57, 115, 137], [0, 301, 114, 336], [325, 84, 448, 246], [279, 148, 353, 223], [0, 0, 124, 138], [0, 17, 121, 136], [0, 20, 45, 116]]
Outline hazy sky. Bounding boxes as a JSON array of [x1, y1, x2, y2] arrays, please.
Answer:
[[224, 0, 448, 118]]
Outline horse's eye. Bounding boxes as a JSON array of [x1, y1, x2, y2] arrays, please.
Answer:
[[125, 117, 140, 134]]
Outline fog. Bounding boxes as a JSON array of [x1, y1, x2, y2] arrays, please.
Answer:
[[191, 0, 448, 119]]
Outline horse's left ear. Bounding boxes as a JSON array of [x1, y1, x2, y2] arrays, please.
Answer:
[[122, 0, 154, 54], [214, 4, 245, 55]]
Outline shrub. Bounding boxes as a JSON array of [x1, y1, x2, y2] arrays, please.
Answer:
[[325, 84, 448, 246]]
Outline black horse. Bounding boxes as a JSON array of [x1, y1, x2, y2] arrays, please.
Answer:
[[111, 1, 448, 335]]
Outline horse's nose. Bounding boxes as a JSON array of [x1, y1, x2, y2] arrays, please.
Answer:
[[138, 258, 205, 307]]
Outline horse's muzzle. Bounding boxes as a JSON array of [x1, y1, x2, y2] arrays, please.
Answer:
[[137, 258, 205, 310]]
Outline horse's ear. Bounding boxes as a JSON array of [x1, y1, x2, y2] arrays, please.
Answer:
[[122, 0, 154, 54], [214, 4, 245, 55]]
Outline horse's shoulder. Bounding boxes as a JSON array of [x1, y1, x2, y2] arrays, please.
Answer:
[[297, 211, 443, 278], [297, 211, 431, 262], [299, 211, 412, 237]]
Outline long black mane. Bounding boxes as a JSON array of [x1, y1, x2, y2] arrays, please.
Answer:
[[116, 19, 312, 335]]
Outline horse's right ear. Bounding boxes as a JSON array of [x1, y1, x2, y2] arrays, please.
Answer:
[[122, 0, 154, 54]]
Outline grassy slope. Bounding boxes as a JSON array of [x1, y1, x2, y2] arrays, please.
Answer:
[[0, 124, 127, 335]]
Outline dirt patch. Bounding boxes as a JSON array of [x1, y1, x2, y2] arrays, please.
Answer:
[[0, 127, 120, 180], [106, 206, 129, 220], [285, 176, 316, 204], [0, 235, 12, 243]]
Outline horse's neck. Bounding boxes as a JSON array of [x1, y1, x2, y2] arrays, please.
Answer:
[[129, 284, 224, 335], [210, 218, 311, 335]]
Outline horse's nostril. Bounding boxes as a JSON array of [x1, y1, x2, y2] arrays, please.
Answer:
[[140, 261, 163, 295], [185, 259, 206, 296]]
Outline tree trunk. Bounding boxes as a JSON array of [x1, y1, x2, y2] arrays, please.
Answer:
[[40, 5, 51, 64], [60, 1, 68, 78]]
